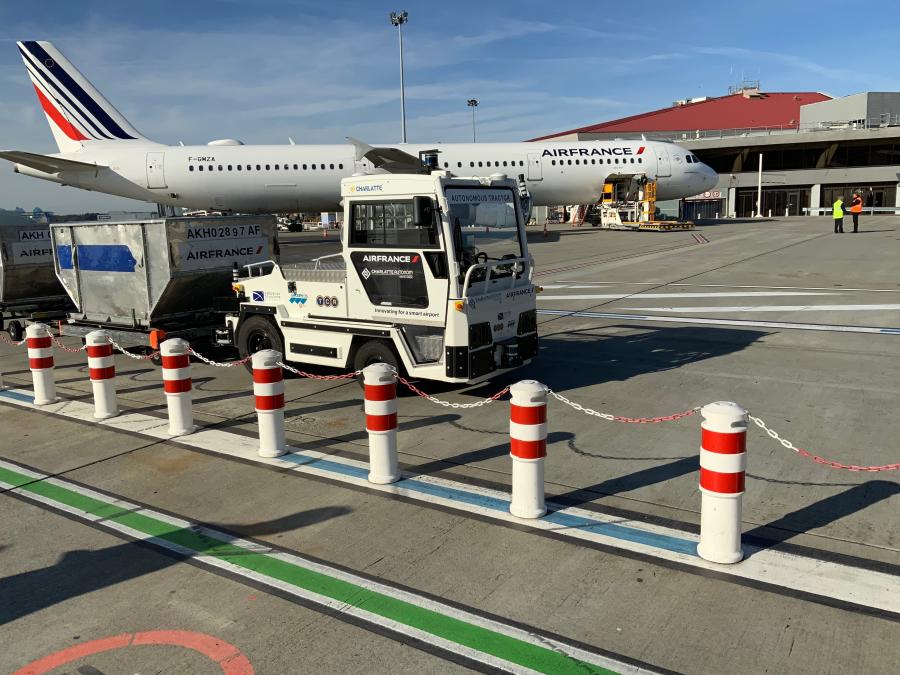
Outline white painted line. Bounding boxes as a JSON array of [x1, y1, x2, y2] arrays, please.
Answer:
[[0, 459, 643, 675], [538, 291, 841, 301], [548, 281, 900, 293], [537, 308, 900, 335], [1, 387, 898, 615], [619, 304, 900, 314]]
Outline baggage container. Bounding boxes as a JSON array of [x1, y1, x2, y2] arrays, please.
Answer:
[[0, 215, 70, 341], [51, 215, 277, 345]]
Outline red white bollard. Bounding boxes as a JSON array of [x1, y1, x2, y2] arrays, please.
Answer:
[[85, 330, 118, 419], [364, 363, 399, 484], [252, 349, 286, 457], [697, 401, 748, 564], [509, 380, 548, 519], [160, 338, 194, 436], [26, 323, 57, 405]]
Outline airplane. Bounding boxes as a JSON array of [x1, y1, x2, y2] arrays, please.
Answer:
[[2, 41, 718, 214]]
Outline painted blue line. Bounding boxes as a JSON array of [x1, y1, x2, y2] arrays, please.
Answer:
[[0, 389, 699, 558], [0, 389, 34, 404], [880, 328, 900, 334], [284, 450, 697, 557]]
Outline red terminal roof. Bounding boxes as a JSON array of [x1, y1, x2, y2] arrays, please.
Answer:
[[530, 91, 832, 141]]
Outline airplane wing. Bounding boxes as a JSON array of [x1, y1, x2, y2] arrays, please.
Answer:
[[0, 150, 104, 174], [346, 137, 427, 174]]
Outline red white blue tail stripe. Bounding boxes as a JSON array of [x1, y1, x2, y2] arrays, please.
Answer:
[[17, 40, 142, 143]]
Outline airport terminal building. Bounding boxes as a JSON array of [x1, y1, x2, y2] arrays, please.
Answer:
[[533, 84, 900, 219]]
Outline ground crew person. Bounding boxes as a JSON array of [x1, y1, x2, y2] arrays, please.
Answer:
[[849, 192, 863, 232], [832, 196, 844, 233]]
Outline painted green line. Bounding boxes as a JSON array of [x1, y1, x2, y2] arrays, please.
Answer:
[[0, 466, 617, 674]]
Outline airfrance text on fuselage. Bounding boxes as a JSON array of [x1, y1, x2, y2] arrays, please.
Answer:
[[541, 147, 645, 157]]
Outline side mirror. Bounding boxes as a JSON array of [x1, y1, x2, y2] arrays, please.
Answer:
[[413, 196, 434, 227]]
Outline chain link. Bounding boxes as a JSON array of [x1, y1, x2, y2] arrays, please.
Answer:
[[108, 338, 160, 361], [277, 361, 361, 380], [548, 389, 699, 423], [397, 375, 510, 408], [0, 332, 26, 347], [749, 415, 899, 472], [189, 348, 251, 368], [51, 336, 87, 353]]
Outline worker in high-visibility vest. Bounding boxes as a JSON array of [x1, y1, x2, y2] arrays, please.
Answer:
[[832, 196, 844, 233], [849, 192, 863, 233]]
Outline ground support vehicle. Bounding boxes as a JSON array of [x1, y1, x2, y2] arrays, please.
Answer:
[[225, 172, 538, 384], [50, 216, 278, 348], [595, 180, 694, 231], [0, 219, 72, 341]]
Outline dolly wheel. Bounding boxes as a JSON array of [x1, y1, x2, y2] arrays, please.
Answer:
[[7, 320, 24, 343]]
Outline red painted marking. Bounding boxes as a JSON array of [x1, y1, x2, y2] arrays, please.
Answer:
[[89, 366, 115, 380], [255, 393, 285, 411], [700, 467, 745, 494], [252, 367, 283, 384], [364, 383, 396, 402], [701, 428, 746, 454], [510, 437, 546, 459], [161, 354, 190, 370], [13, 630, 253, 675], [86, 344, 113, 358], [164, 378, 192, 394], [366, 412, 398, 431], [32, 84, 88, 142], [29, 357, 54, 370], [510, 404, 546, 425], [636, 146, 645, 154], [27, 336, 52, 349]]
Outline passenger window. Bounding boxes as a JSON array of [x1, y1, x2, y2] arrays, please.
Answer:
[[311, 164, 316, 170], [457, 162, 462, 168], [198, 165, 203, 171], [320, 164, 325, 170], [303, 164, 307, 170], [227, 165, 232, 171], [638, 158, 642, 164], [274, 164, 279, 170], [443, 162, 448, 168], [551, 160, 556, 166], [237, 165, 242, 171], [478, 161, 483, 167], [256, 164, 261, 170], [330, 163, 335, 170], [470, 161, 475, 167], [519, 160, 524, 166], [339, 163, 343, 169], [189, 165, 194, 172], [567, 159, 572, 165], [350, 200, 440, 249]]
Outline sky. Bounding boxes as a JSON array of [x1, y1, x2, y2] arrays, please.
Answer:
[[0, 0, 896, 213]]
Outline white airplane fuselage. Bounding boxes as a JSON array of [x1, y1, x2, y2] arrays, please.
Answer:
[[15, 138, 718, 213]]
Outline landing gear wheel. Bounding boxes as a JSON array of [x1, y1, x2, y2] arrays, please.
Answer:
[[7, 320, 24, 343], [236, 315, 285, 373], [352, 340, 399, 390]]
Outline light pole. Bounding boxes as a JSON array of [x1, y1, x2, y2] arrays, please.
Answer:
[[467, 99, 478, 143], [390, 11, 408, 143]]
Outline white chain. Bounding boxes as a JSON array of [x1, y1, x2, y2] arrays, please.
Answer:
[[397, 375, 509, 408], [749, 415, 799, 453], [548, 390, 616, 420], [109, 339, 158, 360], [188, 348, 249, 368]]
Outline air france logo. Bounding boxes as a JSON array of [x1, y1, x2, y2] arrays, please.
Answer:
[[541, 146, 645, 157], [361, 254, 419, 264]]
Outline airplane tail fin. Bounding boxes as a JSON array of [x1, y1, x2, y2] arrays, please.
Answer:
[[17, 40, 148, 154]]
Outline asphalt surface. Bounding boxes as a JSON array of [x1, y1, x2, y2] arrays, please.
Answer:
[[1, 216, 898, 674]]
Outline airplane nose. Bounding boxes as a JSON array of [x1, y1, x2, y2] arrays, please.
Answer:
[[701, 164, 718, 191]]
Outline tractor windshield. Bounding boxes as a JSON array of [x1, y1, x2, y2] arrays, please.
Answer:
[[445, 187, 523, 276]]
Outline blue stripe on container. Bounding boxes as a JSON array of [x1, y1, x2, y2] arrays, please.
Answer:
[[73, 245, 137, 273], [57, 245, 73, 269]]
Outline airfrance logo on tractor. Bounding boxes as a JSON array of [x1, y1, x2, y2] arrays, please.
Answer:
[[541, 146, 645, 157], [361, 254, 420, 264]]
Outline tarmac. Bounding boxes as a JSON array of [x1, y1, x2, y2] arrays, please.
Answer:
[[1, 216, 898, 674]]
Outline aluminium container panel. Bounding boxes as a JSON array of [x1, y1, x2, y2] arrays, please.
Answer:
[[52, 216, 277, 327], [0, 220, 67, 306]]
